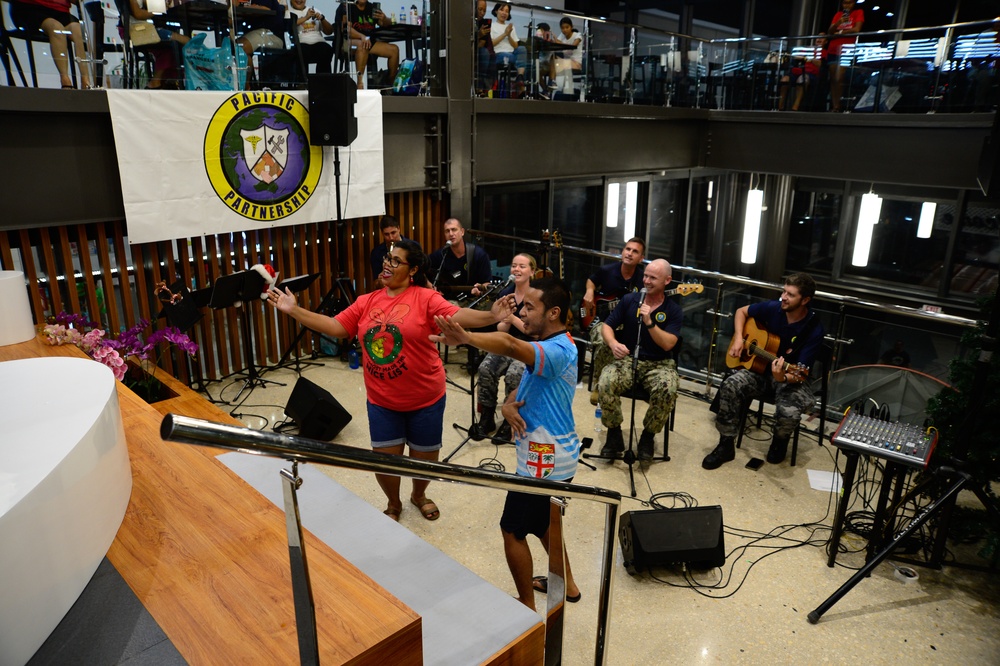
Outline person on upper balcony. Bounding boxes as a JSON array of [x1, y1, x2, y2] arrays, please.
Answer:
[[490, 2, 526, 96], [827, 0, 864, 112], [7, 0, 92, 89], [123, 0, 190, 90], [553, 17, 582, 95], [336, 0, 400, 90], [779, 33, 827, 111], [289, 0, 334, 74], [237, 0, 288, 60], [475, 0, 495, 95]]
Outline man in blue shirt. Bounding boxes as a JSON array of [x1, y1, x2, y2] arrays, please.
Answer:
[[369, 215, 410, 288], [582, 237, 645, 404], [703, 273, 824, 469], [432, 277, 582, 610], [596, 259, 683, 461]]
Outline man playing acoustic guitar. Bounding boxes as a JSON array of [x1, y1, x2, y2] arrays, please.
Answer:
[[703, 273, 824, 469]]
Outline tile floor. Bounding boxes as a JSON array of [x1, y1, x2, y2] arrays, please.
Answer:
[[210, 352, 1000, 665]]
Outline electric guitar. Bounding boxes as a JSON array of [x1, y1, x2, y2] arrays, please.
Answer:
[[725, 319, 810, 381], [580, 283, 705, 329]]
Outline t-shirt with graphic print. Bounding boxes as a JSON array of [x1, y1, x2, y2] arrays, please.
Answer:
[[335, 285, 459, 411]]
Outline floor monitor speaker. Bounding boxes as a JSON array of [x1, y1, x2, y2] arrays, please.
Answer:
[[307, 73, 358, 147], [284, 377, 353, 441], [619, 506, 725, 574]]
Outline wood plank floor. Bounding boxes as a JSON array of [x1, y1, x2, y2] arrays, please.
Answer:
[[3, 337, 422, 665]]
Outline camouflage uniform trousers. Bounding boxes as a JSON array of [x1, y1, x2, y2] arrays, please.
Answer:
[[713, 369, 814, 439], [477, 352, 526, 411], [597, 357, 678, 434], [588, 322, 616, 390]]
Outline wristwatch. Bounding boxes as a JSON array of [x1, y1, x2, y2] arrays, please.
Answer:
[[644, 320, 655, 329]]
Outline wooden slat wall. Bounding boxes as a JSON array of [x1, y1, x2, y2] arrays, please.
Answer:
[[1, 192, 446, 383]]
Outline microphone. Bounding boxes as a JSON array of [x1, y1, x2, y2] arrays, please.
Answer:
[[636, 288, 647, 319], [505, 273, 516, 285], [445, 240, 453, 246]]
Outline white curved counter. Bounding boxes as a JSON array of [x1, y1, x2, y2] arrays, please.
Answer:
[[0, 357, 132, 666]]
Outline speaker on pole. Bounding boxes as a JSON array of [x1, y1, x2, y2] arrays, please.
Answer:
[[307, 73, 358, 147], [619, 506, 726, 574], [284, 376, 353, 441]]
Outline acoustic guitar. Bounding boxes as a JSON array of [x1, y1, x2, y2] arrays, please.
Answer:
[[725, 319, 809, 381], [580, 283, 705, 329]]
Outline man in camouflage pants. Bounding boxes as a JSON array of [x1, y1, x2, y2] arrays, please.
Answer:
[[702, 273, 824, 469], [597, 259, 683, 462]]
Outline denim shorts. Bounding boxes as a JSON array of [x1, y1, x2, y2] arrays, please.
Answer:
[[367, 394, 445, 452]]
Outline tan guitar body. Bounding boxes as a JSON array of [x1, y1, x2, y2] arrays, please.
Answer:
[[726, 319, 781, 375]]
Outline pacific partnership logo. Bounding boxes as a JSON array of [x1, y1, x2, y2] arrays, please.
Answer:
[[204, 92, 323, 221]]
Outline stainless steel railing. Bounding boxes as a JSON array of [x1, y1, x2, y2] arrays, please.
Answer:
[[160, 413, 623, 665]]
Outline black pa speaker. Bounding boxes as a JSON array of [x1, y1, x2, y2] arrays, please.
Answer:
[[619, 506, 725, 574], [307, 73, 358, 147], [284, 377, 353, 441]]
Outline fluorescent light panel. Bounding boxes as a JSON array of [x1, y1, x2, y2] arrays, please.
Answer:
[[852, 192, 883, 267], [917, 202, 936, 238], [606, 182, 620, 228], [741, 188, 763, 264], [624, 181, 638, 239]]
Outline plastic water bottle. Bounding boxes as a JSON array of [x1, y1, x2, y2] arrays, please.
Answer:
[[594, 407, 603, 432], [400, 6, 406, 23], [348, 345, 360, 369]]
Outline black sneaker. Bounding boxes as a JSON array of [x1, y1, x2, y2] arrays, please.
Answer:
[[637, 430, 655, 461], [495, 421, 513, 443], [702, 437, 735, 470], [471, 412, 496, 442], [600, 427, 624, 457], [767, 435, 789, 464]]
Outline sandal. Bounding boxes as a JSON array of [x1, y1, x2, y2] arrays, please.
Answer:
[[409, 496, 440, 521], [532, 576, 581, 603], [383, 505, 401, 522]]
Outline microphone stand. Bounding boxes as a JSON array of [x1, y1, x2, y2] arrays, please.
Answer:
[[432, 242, 450, 290], [583, 297, 647, 497]]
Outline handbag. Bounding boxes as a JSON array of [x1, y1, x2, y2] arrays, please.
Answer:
[[129, 22, 161, 47]]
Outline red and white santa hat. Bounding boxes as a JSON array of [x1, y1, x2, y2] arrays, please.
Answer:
[[251, 263, 279, 299]]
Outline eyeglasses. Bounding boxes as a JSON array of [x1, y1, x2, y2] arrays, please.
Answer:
[[383, 255, 410, 268]]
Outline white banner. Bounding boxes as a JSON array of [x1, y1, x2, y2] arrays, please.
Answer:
[[106, 89, 385, 245]]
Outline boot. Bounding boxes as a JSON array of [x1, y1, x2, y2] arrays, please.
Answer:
[[495, 420, 513, 443], [590, 390, 599, 406], [471, 410, 496, 441], [767, 434, 790, 464], [600, 426, 624, 457], [702, 436, 735, 470], [637, 430, 655, 462]]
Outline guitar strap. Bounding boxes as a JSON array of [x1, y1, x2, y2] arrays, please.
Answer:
[[463, 241, 478, 274]]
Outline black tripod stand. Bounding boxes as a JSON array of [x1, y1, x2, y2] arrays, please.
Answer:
[[444, 349, 484, 462], [267, 273, 323, 375], [210, 270, 286, 405], [810, 281, 1000, 623]]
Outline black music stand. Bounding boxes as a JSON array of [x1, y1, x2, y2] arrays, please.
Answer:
[[157, 280, 219, 397], [210, 270, 285, 404], [268, 272, 323, 375]]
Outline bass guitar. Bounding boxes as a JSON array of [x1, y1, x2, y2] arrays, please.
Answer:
[[580, 283, 705, 329], [725, 319, 809, 381]]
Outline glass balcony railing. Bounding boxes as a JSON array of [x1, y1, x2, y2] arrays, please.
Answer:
[[471, 2, 998, 112], [3, 0, 997, 114]]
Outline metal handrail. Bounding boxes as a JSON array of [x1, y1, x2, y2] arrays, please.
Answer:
[[160, 413, 622, 665]]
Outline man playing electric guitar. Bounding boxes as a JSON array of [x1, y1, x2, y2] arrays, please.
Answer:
[[703, 273, 825, 470], [428, 218, 493, 298], [583, 237, 646, 404]]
